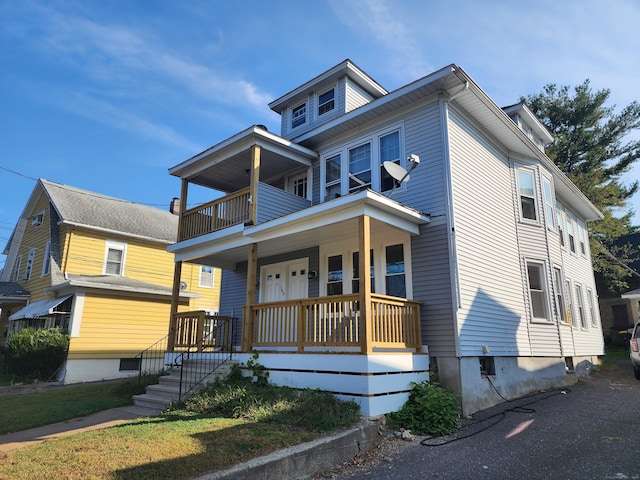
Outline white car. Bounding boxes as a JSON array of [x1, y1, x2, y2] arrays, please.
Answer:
[[630, 321, 640, 380]]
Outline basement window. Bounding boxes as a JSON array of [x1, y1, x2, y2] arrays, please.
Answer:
[[119, 358, 141, 371], [480, 357, 496, 376]]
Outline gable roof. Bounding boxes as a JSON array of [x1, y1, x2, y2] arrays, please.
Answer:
[[40, 179, 179, 244]]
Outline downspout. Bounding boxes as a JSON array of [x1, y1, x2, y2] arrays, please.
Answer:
[[439, 93, 462, 360]]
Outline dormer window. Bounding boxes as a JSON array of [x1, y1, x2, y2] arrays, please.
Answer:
[[318, 88, 335, 116], [32, 211, 44, 226], [292, 103, 306, 129]]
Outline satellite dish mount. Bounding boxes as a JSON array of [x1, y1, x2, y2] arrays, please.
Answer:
[[383, 154, 420, 197]]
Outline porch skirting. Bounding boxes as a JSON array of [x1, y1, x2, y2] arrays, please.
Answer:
[[234, 352, 430, 417]]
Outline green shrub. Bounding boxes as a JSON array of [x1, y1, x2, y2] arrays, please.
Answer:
[[387, 381, 460, 436], [6, 327, 70, 381]]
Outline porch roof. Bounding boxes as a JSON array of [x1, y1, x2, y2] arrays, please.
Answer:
[[9, 295, 72, 321], [169, 189, 430, 269], [168, 125, 317, 193]]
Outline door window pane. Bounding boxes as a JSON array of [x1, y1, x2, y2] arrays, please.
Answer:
[[385, 244, 405, 297]]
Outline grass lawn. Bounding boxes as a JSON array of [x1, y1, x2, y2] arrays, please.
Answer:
[[0, 380, 144, 434], [0, 413, 321, 480], [0, 368, 361, 480]]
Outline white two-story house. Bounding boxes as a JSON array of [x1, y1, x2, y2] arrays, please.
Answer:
[[165, 60, 604, 416]]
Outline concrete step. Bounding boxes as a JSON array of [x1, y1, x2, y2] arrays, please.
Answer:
[[132, 393, 174, 410]]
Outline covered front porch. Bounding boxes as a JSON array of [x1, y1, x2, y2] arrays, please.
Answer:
[[165, 125, 431, 415]]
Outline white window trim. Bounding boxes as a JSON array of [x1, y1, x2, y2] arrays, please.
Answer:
[[13, 255, 22, 282], [542, 177, 555, 231], [199, 265, 215, 288], [103, 240, 127, 276], [552, 265, 566, 324], [291, 102, 307, 130], [41, 240, 51, 277], [515, 165, 540, 224], [24, 248, 36, 281], [525, 259, 551, 322], [587, 288, 598, 327], [320, 123, 405, 202], [316, 83, 337, 118], [32, 210, 45, 226], [575, 283, 587, 329]]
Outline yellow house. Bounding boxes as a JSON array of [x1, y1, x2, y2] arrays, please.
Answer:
[[0, 179, 220, 383]]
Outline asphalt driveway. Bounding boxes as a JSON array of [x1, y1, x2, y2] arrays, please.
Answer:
[[329, 357, 640, 480]]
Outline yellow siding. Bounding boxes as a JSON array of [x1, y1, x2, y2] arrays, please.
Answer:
[[179, 263, 222, 312], [68, 294, 172, 359], [12, 192, 52, 303]]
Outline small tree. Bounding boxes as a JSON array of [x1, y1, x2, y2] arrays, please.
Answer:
[[6, 327, 70, 381]]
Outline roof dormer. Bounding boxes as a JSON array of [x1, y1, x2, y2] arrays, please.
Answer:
[[503, 102, 554, 152], [269, 59, 388, 140]]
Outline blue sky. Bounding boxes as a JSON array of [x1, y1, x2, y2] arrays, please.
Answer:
[[1, 0, 639, 273]]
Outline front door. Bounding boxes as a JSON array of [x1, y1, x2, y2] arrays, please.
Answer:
[[260, 259, 309, 303]]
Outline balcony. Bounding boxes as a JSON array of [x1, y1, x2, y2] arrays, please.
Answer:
[[179, 183, 311, 242]]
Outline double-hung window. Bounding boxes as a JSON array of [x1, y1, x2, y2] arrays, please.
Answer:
[[104, 241, 126, 275], [327, 254, 343, 295], [587, 289, 597, 327], [575, 284, 586, 328], [565, 279, 574, 326], [380, 131, 400, 192], [291, 103, 306, 129], [553, 267, 566, 324], [526, 261, 550, 321], [318, 88, 335, 116], [577, 220, 587, 255], [566, 214, 576, 253], [199, 266, 214, 288], [542, 178, 554, 229], [517, 169, 538, 221], [556, 210, 565, 247], [42, 241, 51, 276], [325, 154, 342, 199], [348, 143, 371, 193], [24, 248, 36, 281], [13, 255, 22, 282]]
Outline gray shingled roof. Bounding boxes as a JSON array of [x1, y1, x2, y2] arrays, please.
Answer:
[[41, 179, 178, 243], [0, 282, 30, 298]]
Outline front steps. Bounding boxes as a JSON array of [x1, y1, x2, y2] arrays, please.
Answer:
[[133, 359, 237, 411]]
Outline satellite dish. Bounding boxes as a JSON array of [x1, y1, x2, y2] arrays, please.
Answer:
[[383, 154, 420, 198], [383, 161, 411, 183]]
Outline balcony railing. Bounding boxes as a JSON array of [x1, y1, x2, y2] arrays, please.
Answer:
[[168, 311, 235, 352], [248, 294, 422, 353], [180, 188, 251, 241]]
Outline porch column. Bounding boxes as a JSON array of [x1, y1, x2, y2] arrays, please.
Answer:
[[249, 145, 260, 226], [168, 260, 183, 352], [359, 215, 373, 354], [178, 178, 188, 241], [242, 242, 258, 351]]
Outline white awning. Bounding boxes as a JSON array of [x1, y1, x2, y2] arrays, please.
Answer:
[[8, 295, 72, 321]]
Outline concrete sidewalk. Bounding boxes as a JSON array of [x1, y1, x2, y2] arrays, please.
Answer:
[[0, 404, 162, 452]]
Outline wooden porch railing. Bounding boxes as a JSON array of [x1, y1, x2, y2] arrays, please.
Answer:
[[180, 188, 250, 241], [168, 311, 235, 352], [249, 294, 422, 353]]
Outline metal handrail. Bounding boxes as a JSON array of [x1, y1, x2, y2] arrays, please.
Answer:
[[135, 327, 177, 387], [174, 316, 235, 401]]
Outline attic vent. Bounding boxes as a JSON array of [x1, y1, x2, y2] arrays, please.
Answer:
[[32, 212, 44, 226]]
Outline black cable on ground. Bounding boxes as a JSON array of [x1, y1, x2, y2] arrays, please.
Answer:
[[421, 385, 571, 447]]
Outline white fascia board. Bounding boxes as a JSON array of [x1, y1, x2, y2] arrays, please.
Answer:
[[169, 126, 316, 178], [453, 68, 603, 221], [245, 191, 428, 241], [167, 224, 244, 254], [293, 65, 457, 144]]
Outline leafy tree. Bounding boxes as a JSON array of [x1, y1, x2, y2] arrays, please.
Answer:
[[522, 81, 640, 294]]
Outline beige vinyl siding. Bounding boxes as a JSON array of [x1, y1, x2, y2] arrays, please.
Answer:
[[399, 100, 456, 355], [345, 77, 374, 112], [68, 294, 171, 359], [447, 107, 531, 357]]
